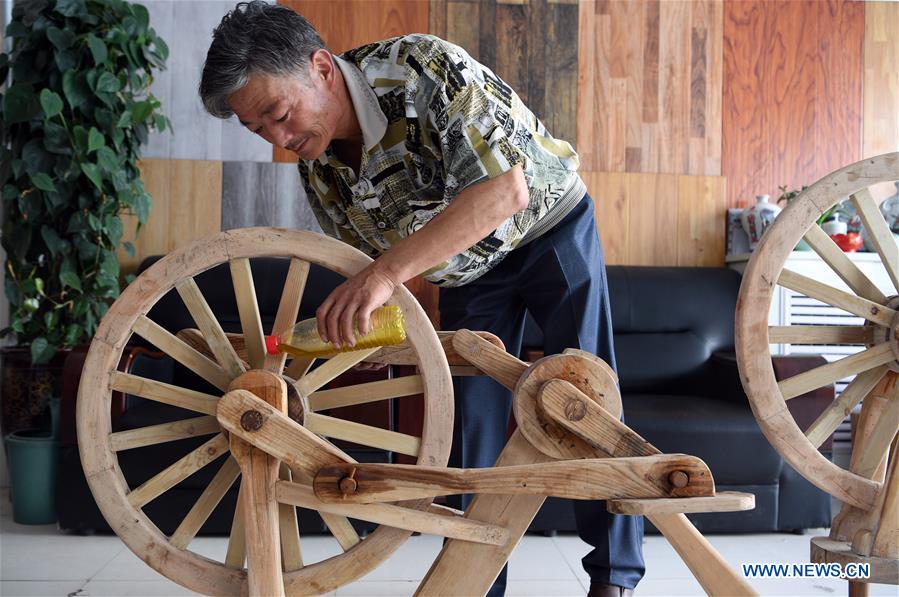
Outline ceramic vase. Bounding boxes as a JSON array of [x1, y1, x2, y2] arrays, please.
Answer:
[[740, 195, 781, 250]]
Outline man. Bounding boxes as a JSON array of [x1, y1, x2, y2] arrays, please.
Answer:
[[200, 2, 644, 595]]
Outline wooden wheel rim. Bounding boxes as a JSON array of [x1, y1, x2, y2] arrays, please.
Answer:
[[736, 153, 899, 511], [76, 228, 453, 596]]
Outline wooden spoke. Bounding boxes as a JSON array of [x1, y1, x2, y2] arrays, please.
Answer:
[[294, 348, 381, 395], [304, 412, 420, 457], [778, 269, 895, 327], [176, 277, 245, 378], [225, 481, 247, 569], [109, 415, 220, 452], [276, 481, 508, 546], [278, 464, 303, 572], [805, 366, 889, 449], [265, 258, 310, 374], [284, 356, 315, 381], [170, 457, 240, 550], [779, 343, 896, 400], [768, 325, 873, 345], [127, 434, 230, 509], [286, 465, 361, 551], [853, 380, 899, 478], [851, 188, 899, 294], [308, 375, 424, 411], [229, 258, 267, 369], [111, 372, 220, 415], [607, 491, 755, 515], [802, 224, 888, 304], [132, 316, 231, 391]]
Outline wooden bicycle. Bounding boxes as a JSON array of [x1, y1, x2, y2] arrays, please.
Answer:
[[736, 152, 899, 595], [77, 226, 756, 595]]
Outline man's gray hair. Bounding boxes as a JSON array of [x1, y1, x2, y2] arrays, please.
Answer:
[[199, 1, 327, 119]]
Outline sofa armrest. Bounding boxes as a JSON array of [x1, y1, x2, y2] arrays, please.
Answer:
[[58, 345, 166, 447]]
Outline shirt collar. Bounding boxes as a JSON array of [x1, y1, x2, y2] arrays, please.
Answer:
[[333, 54, 388, 153]]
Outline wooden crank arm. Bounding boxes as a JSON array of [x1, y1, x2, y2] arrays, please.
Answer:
[[538, 379, 659, 457], [217, 389, 353, 478], [451, 329, 529, 389], [312, 455, 714, 503], [368, 330, 505, 366]]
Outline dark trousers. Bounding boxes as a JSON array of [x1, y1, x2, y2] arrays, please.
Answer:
[[439, 193, 645, 594]]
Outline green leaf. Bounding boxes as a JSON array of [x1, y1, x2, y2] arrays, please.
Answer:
[[132, 100, 152, 124], [60, 271, 82, 292], [46, 27, 74, 50], [63, 324, 82, 346], [97, 146, 119, 172], [104, 215, 123, 244], [42, 121, 71, 154], [40, 226, 68, 256], [31, 172, 56, 192], [43, 310, 58, 330], [132, 3, 150, 31], [88, 127, 105, 153], [88, 213, 101, 230], [54, 0, 87, 18], [80, 162, 103, 191], [39, 89, 64, 119], [116, 110, 132, 128], [72, 126, 89, 152], [3, 83, 40, 124], [3, 185, 19, 201], [23, 139, 54, 172], [62, 70, 91, 110], [34, 278, 45, 295], [152, 113, 166, 132], [30, 337, 55, 365], [134, 191, 151, 225], [87, 34, 108, 65], [54, 49, 77, 73], [95, 72, 121, 93], [100, 251, 119, 280], [154, 36, 169, 61], [123, 241, 135, 257]]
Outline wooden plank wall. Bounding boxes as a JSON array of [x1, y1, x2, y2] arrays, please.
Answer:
[[118, 0, 892, 278], [722, 0, 865, 209], [577, 0, 723, 177]]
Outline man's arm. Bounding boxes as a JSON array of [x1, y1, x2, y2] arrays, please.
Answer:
[[316, 165, 529, 348]]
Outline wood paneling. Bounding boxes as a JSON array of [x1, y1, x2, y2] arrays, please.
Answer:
[[119, 160, 223, 275], [863, 2, 899, 159], [722, 0, 864, 209], [584, 171, 727, 267], [434, 0, 580, 147], [142, 0, 273, 162], [577, 0, 723, 176], [272, 1, 429, 163], [221, 162, 322, 231]]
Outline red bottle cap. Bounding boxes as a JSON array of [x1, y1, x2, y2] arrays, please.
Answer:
[[265, 335, 280, 355]]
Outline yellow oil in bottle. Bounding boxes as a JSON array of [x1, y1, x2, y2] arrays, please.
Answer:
[[265, 305, 406, 359]]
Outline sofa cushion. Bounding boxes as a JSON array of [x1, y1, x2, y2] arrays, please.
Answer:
[[624, 394, 782, 486]]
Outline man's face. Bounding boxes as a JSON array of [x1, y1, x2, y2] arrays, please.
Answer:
[[228, 63, 337, 160]]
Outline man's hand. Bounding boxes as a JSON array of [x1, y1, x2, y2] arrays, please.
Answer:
[[316, 263, 398, 349]]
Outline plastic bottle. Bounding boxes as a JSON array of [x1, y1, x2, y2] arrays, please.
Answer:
[[265, 305, 406, 358]]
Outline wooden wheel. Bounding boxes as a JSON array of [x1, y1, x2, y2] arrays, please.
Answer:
[[76, 228, 453, 596], [736, 152, 899, 511]]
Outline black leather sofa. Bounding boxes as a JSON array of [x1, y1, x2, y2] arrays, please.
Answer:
[[58, 262, 832, 535], [527, 266, 833, 534]]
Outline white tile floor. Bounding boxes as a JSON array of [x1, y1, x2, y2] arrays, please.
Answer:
[[1, 491, 896, 597]]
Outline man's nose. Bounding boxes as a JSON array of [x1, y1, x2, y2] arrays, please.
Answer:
[[269, 124, 292, 149]]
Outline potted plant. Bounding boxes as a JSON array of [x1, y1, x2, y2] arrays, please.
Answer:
[[0, 0, 170, 522]]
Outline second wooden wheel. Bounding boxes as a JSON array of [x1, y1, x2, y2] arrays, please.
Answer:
[[736, 152, 899, 510], [76, 228, 453, 595]]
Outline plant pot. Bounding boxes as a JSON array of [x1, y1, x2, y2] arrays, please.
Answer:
[[0, 348, 68, 438], [5, 428, 59, 524]]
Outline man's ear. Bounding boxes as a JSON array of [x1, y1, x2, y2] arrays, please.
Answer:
[[309, 49, 335, 84]]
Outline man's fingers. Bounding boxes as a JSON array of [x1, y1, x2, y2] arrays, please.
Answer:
[[340, 304, 358, 348]]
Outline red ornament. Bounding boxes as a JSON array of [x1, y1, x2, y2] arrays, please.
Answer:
[[830, 232, 863, 252]]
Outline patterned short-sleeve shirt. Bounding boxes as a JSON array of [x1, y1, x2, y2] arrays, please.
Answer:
[[299, 34, 585, 287]]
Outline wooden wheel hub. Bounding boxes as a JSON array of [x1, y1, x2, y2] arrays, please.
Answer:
[[867, 295, 899, 373]]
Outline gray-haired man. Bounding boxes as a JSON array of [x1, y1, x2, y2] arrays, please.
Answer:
[[200, 3, 644, 595]]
